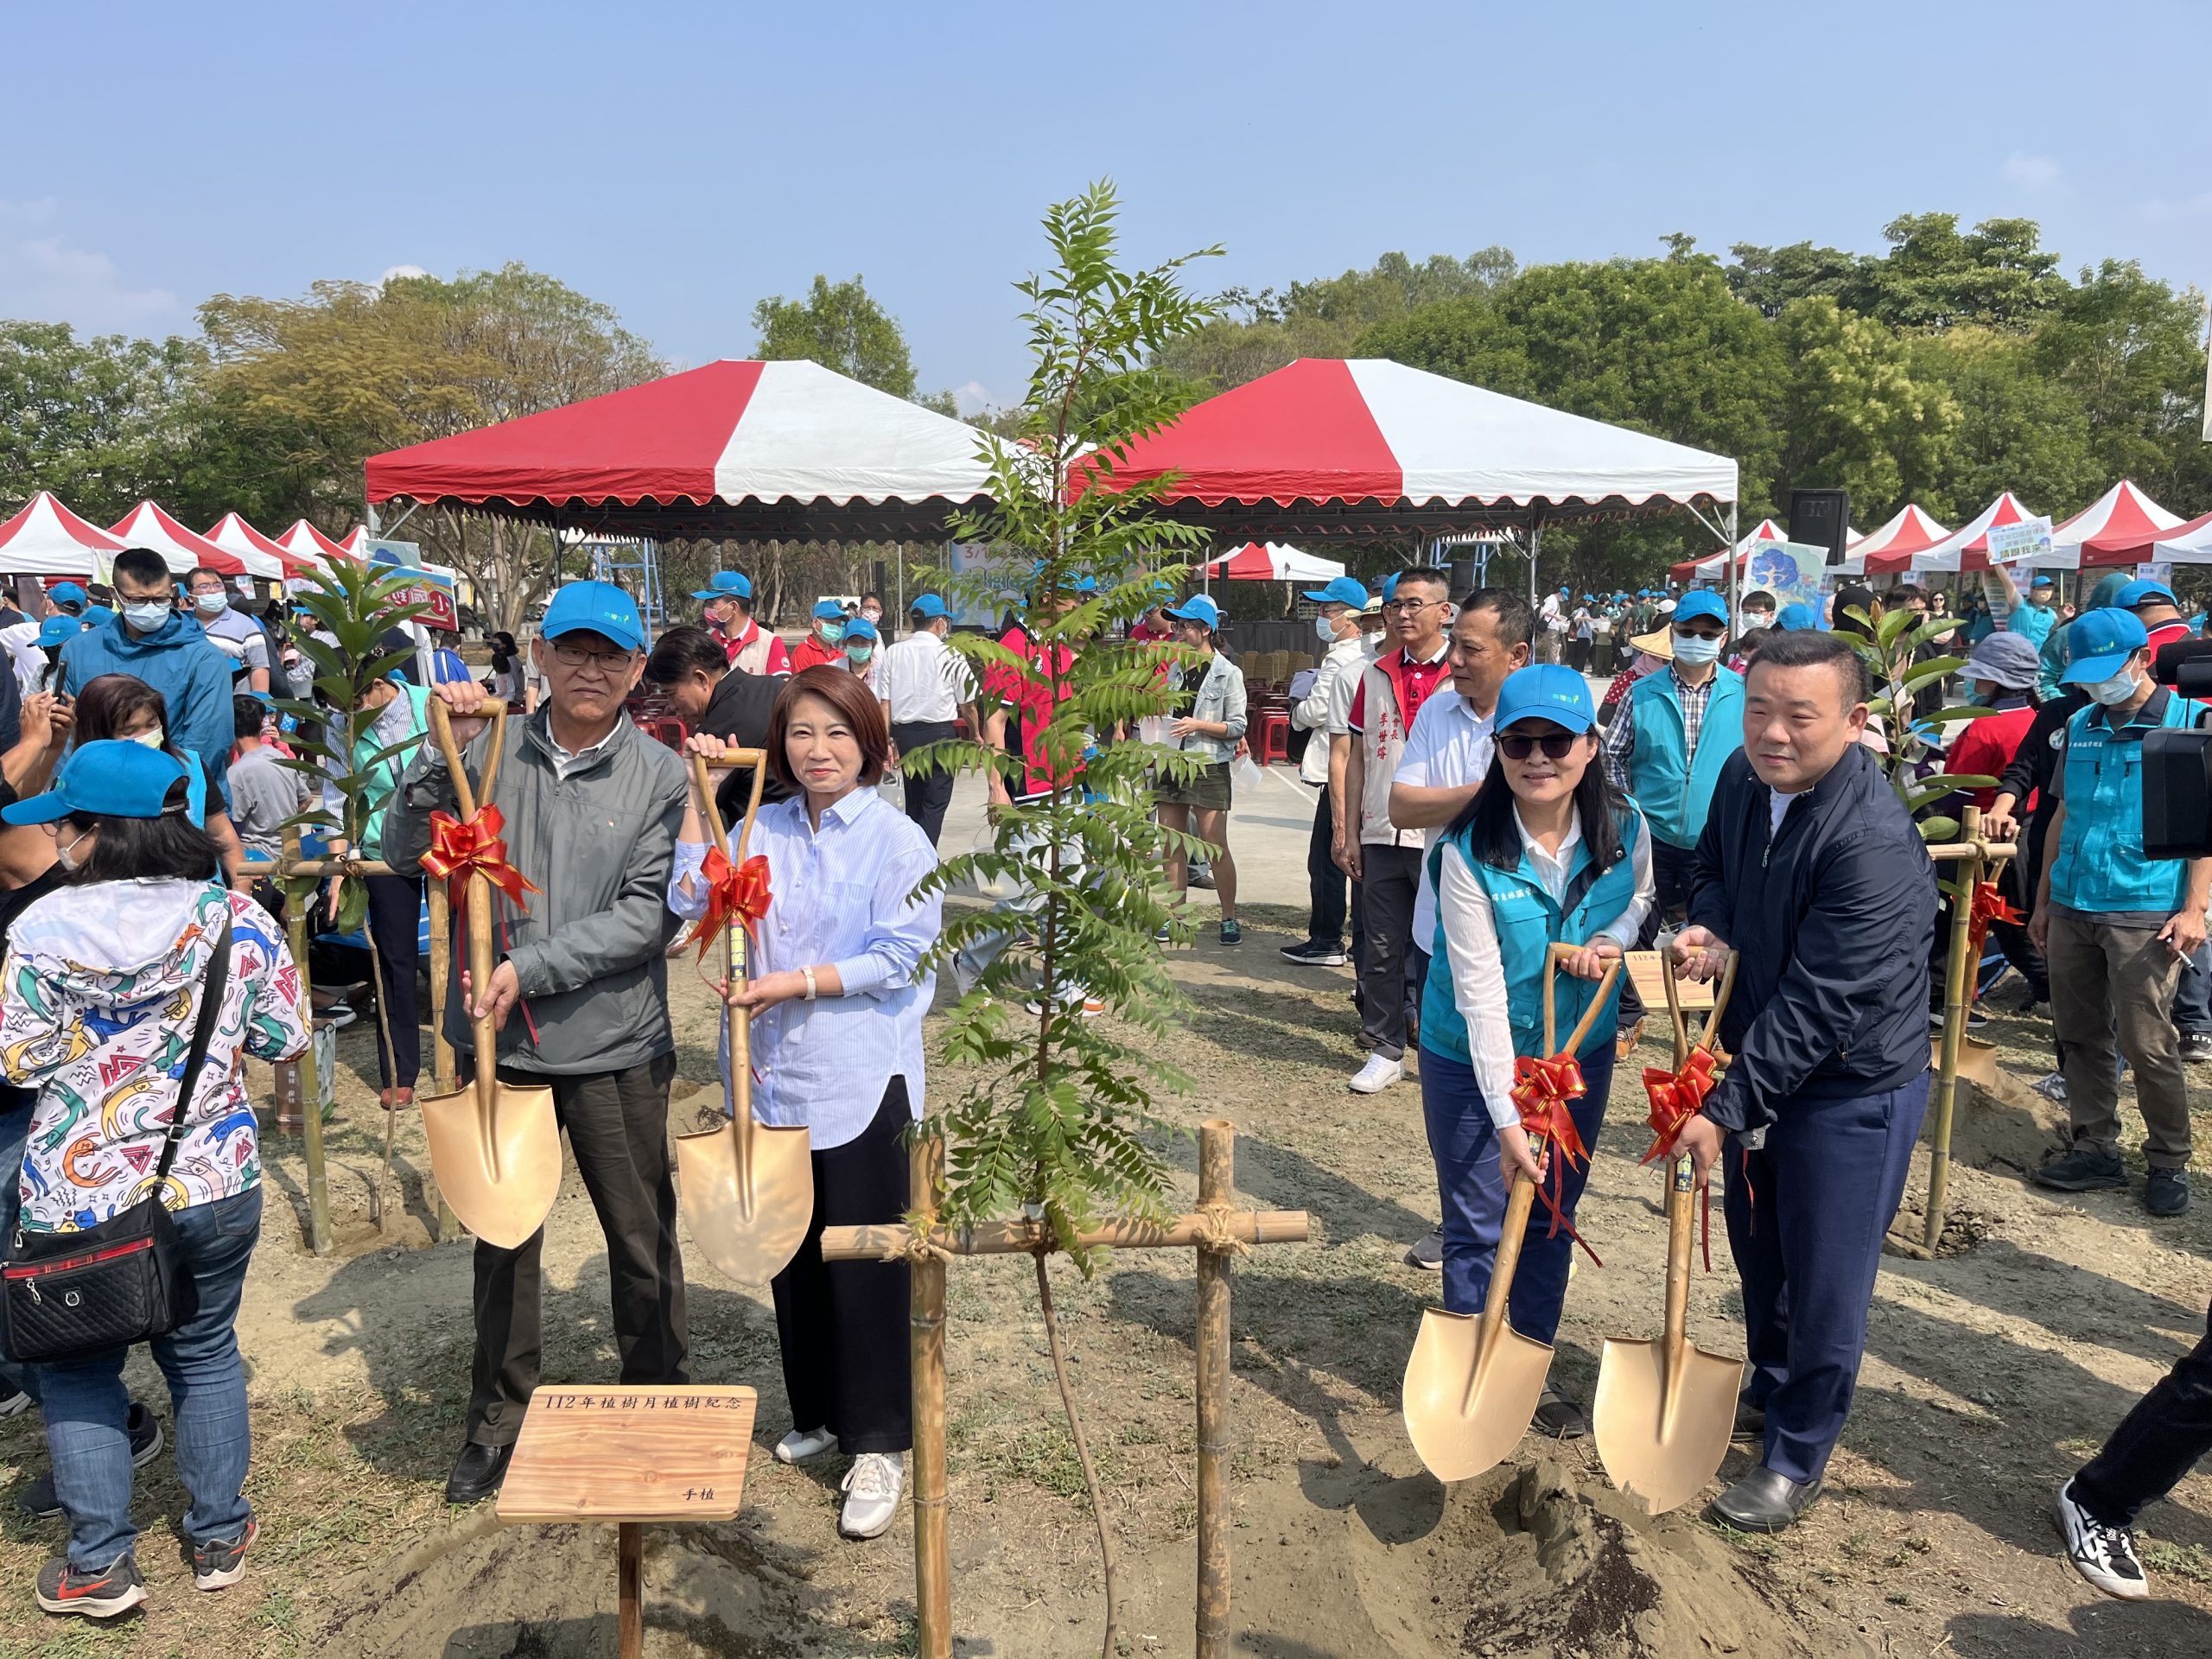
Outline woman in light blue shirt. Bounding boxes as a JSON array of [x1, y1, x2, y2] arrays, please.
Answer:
[[670, 664, 941, 1543], [1154, 594, 1248, 945]]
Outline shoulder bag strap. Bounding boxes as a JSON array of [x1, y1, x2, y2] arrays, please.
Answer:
[[153, 906, 233, 1186]]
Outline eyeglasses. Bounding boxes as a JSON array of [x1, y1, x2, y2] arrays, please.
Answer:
[[1497, 731, 1582, 761], [549, 641, 634, 672], [1384, 598, 1442, 616]]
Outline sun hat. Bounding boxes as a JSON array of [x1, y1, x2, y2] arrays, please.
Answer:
[[2059, 608, 2149, 684], [1961, 631, 2041, 690], [1493, 664, 1597, 734], [3, 741, 205, 827], [690, 570, 753, 602], [541, 580, 646, 652], [1164, 594, 1224, 631], [1303, 576, 1370, 610]]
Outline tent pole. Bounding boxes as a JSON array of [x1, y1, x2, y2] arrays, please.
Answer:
[[1528, 512, 1543, 618], [1726, 502, 1739, 618]]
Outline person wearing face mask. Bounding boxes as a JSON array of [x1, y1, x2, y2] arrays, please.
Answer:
[[1283, 577, 1376, 968], [1600, 589, 1743, 926], [841, 614, 880, 688], [856, 594, 885, 628], [2027, 608, 2209, 1218], [690, 571, 791, 677], [791, 600, 849, 673], [184, 569, 270, 694], [58, 550, 243, 884], [1727, 591, 1777, 672]]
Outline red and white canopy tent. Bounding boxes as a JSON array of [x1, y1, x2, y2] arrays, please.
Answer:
[[2146, 512, 2212, 564], [365, 359, 1001, 543], [276, 518, 355, 573], [1071, 357, 1741, 607], [1877, 491, 2037, 575], [0, 491, 126, 576], [1199, 542, 1346, 582], [1669, 518, 1793, 583], [203, 513, 304, 582], [2031, 480, 2189, 570], [109, 501, 248, 577], [1836, 504, 1948, 577]]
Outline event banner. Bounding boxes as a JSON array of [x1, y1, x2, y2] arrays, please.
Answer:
[[1986, 516, 2056, 567], [366, 538, 461, 632], [1742, 539, 1827, 612]]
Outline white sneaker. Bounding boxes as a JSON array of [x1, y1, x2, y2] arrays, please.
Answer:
[[2055, 1478, 2149, 1600], [2031, 1071, 2069, 1104], [773, 1426, 836, 1465], [840, 1452, 906, 1540], [1347, 1055, 1404, 1095]]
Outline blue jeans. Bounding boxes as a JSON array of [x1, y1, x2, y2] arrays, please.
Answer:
[[1418, 1041, 1614, 1338], [35, 1185, 262, 1569], [1723, 1077, 1929, 1485], [2173, 942, 2212, 1037]]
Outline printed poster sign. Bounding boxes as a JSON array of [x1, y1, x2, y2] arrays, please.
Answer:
[[1740, 540, 1827, 613], [366, 538, 460, 632], [1985, 516, 2055, 568]]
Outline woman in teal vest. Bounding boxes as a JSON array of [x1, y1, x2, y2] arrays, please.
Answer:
[[1418, 664, 1654, 1437]]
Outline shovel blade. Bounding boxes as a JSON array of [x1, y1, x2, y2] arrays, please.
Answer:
[[676, 1117, 814, 1284], [1592, 1336, 1746, 1516], [1402, 1307, 1554, 1484], [419, 1079, 563, 1251]]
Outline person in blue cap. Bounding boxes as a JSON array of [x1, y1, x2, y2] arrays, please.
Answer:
[[1419, 664, 1652, 1436], [690, 570, 790, 677], [1157, 594, 1246, 946], [1283, 575, 1376, 968], [385, 580, 694, 1505], [1599, 588, 1743, 927], [876, 595, 976, 847], [792, 599, 849, 674], [2117, 577, 2190, 659], [1670, 626, 1937, 1533], [2026, 607, 2209, 1217], [840, 614, 880, 688], [0, 741, 308, 1618], [1771, 602, 1821, 632], [2010, 570, 2059, 652]]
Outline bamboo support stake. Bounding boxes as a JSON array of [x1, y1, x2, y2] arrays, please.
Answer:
[[278, 827, 333, 1256], [820, 1209, 1310, 1262], [911, 1134, 952, 1659], [1923, 804, 1984, 1253], [1195, 1120, 1233, 1659], [617, 1522, 643, 1659]]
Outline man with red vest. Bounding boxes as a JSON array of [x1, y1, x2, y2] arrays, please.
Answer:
[[1339, 566, 1454, 1094], [691, 570, 791, 676]]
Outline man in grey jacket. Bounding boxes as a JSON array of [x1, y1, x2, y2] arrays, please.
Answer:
[[385, 580, 692, 1504]]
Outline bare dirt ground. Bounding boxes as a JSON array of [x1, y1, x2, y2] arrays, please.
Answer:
[[2, 892, 2209, 1657]]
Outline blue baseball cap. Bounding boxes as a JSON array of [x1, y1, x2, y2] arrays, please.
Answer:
[[1381, 572, 1400, 602], [812, 599, 848, 620], [82, 606, 115, 627], [3, 741, 205, 828], [48, 582, 86, 609], [2060, 607, 2149, 683], [541, 579, 645, 652], [1164, 594, 1224, 631], [1302, 576, 1370, 610], [843, 616, 880, 643], [2118, 578, 2177, 609], [690, 570, 753, 601], [909, 594, 950, 620], [1773, 602, 1822, 632], [1673, 591, 1730, 627], [35, 615, 79, 648], [2029, 573, 2055, 590], [1492, 664, 1597, 735]]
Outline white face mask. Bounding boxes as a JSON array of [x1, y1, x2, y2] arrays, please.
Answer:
[[129, 725, 166, 749], [1740, 613, 1773, 632], [54, 828, 91, 872], [1315, 614, 1339, 644], [2088, 668, 2140, 707], [121, 601, 172, 632], [193, 592, 227, 617], [1671, 632, 1723, 665]]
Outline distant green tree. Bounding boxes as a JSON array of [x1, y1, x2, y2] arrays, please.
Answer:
[[1774, 297, 1958, 520], [1849, 213, 2064, 331], [0, 321, 206, 521], [2031, 261, 2210, 499], [1726, 239, 1860, 318], [752, 272, 932, 398], [1910, 326, 2099, 521]]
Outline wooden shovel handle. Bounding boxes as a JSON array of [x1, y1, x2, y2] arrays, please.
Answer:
[[1659, 946, 1740, 1067], [423, 696, 509, 821], [688, 753, 771, 1126], [1541, 943, 1623, 1059], [1476, 1171, 1540, 1357], [425, 695, 510, 1105]]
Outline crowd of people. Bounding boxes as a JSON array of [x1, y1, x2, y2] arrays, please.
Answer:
[[0, 548, 2206, 1624]]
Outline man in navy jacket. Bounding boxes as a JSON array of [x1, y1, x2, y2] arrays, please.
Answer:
[[1672, 627, 1936, 1534]]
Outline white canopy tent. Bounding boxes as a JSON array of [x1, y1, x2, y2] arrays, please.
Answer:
[[0, 491, 125, 577]]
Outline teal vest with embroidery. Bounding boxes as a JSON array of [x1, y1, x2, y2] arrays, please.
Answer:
[[1627, 666, 1743, 849], [2049, 692, 2199, 914]]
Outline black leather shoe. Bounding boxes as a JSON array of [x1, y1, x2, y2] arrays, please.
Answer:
[[1732, 1395, 1765, 1443], [445, 1440, 514, 1505], [1707, 1466, 1822, 1534]]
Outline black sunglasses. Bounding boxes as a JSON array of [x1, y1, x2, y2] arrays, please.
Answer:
[[1497, 731, 1582, 761]]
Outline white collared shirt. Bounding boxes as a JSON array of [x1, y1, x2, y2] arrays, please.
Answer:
[[668, 788, 942, 1150], [546, 720, 621, 780], [1395, 690, 1497, 950], [879, 627, 976, 724]]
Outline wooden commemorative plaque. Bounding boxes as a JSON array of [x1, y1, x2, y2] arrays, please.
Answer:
[[1624, 949, 1712, 1013], [496, 1385, 758, 1524]]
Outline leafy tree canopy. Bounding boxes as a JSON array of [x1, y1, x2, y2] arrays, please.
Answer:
[[751, 271, 957, 412]]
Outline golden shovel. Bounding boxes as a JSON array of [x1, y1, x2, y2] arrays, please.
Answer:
[[1403, 945, 1622, 1484], [674, 753, 813, 1284], [416, 699, 563, 1251], [1592, 948, 1745, 1514]]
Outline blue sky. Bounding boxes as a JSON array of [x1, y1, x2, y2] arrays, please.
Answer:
[[8, 1, 2208, 411]]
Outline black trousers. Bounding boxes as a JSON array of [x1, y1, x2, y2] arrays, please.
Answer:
[[1650, 837, 1696, 925], [466, 1052, 689, 1446], [365, 873, 422, 1090], [2074, 1296, 2212, 1528], [1358, 844, 1424, 1060], [772, 1080, 913, 1454], [892, 720, 959, 848], [1303, 790, 1348, 947]]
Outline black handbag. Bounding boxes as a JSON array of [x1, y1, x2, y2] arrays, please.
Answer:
[[2, 912, 232, 1364]]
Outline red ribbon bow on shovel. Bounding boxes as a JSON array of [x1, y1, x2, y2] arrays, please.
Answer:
[[1966, 879, 2022, 962], [1640, 1047, 1721, 1271], [691, 848, 773, 962], [1510, 1054, 1601, 1267], [420, 805, 541, 913]]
